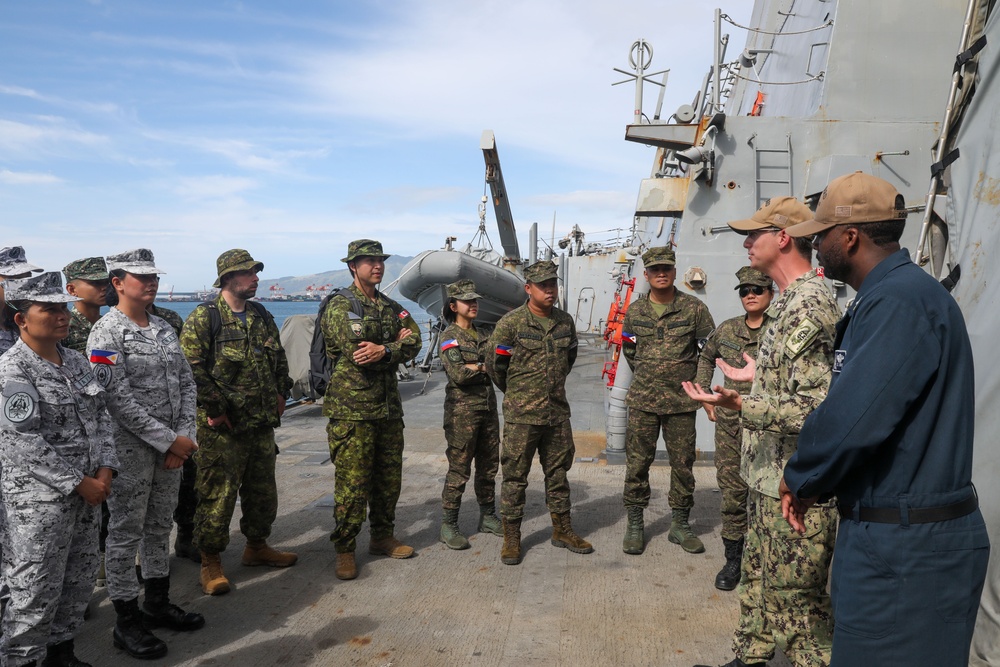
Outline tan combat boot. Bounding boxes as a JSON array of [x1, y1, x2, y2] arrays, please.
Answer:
[[335, 552, 358, 580], [500, 518, 522, 565], [199, 552, 231, 596], [242, 540, 298, 567], [550, 511, 594, 554], [368, 535, 415, 559]]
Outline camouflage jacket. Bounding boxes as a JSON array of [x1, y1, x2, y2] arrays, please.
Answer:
[[488, 304, 577, 426], [320, 285, 422, 421], [741, 269, 839, 498], [64, 306, 94, 354], [180, 295, 292, 431], [150, 304, 185, 336], [440, 322, 496, 417], [695, 315, 764, 436], [622, 291, 715, 414], [0, 327, 18, 358], [88, 308, 197, 453], [0, 339, 118, 499]]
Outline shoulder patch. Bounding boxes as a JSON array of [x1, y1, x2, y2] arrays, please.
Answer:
[[93, 364, 113, 388], [2, 381, 38, 425], [785, 318, 822, 357], [398, 310, 409, 319], [90, 350, 119, 365]]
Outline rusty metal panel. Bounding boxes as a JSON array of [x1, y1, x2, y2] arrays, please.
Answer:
[[635, 177, 689, 216]]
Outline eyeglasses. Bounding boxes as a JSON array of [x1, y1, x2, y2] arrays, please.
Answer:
[[745, 227, 780, 242], [739, 285, 767, 297]]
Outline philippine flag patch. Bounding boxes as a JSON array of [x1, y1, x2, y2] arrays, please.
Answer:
[[440, 339, 459, 351], [89, 350, 119, 365], [622, 332, 637, 344], [495, 345, 513, 357]]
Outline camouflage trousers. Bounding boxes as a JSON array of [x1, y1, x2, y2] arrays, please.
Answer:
[[1, 490, 99, 666], [327, 418, 405, 554], [442, 408, 500, 510], [714, 418, 748, 540], [173, 455, 198, 531], [106, 443, 181, 601], [194, 425, 278, 554], [623, 409, 696, 509], [734, 490, 836, 667], [500, 420, 575, 520]]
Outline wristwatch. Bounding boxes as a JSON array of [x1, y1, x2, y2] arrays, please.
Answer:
[[477, 362, 486, 372]]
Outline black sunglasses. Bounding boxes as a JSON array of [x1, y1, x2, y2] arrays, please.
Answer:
[[739, 285, 767, 297]]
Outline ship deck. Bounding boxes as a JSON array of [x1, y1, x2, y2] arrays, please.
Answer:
[[73, 338, 792, 666]]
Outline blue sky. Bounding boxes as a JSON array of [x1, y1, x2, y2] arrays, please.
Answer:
[[1, 1, 752, 291]]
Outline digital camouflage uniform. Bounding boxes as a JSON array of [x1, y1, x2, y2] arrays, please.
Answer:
[[88, 305, 196, 602], [621, 284, 714, 512], [0, 246, 44, 359], [439, 319, 499, 510], [488, 276, 578, 521], [63, 308, 94, 355], [180, 293, 292, 554], [0, 274, 118, 666], [61, 256, 109, 355], [322, 279, 421, 554], [734, 269, 840, 667], [0, 330, 17, 358]]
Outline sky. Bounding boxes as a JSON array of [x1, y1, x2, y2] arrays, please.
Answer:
[[1, 0, 753, 291]]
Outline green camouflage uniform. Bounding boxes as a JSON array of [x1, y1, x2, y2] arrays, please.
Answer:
[[621, 292, 714, 510], [734, 269, 839, 667], [440, 321, 499, 510], [488, 292, 578, 521], [321, 284, 421, 553], [61, 256, 109, 354], [695, 315, 761, 540], [149, 304, 184, 336], [180, 294, 292, 554], [64, 308, 94, 354]]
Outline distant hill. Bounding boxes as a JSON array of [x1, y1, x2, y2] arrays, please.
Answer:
[[257, 255, 413, 297]]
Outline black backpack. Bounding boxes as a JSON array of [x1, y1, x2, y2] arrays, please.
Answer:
[[203, 299, 276, 355]]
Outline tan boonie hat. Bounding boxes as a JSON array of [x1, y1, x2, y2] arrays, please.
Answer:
[[787, 172, 908, 238], [446, 279, 482, 301], [63, 257, 109, 282], [3, 272, 80, 304], [0, 246, 43, 277], [341, 239, 390, 263], [523, 260, 558, 283], [213, 249, 264, 288], [728, 196, 813, 234], [734, 266, 771, 289], [106, 249, 165, 276], [642, 246, 676, 268]]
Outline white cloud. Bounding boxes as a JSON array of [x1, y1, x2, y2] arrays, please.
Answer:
[[172, 175, 259, 200], [0, 169, 63, 185], [0, 118, 107, 157]]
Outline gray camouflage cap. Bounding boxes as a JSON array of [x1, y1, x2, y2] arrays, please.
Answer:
[[0, 246, 43, 277], [341, 239, 390, 263], [3, 272, 80, 303], [214, 249, 264, 288], [106, 248, 165, 276], [63, 257, 109, 282], [641, 246, 676, 268], [446, 279, 483, 301], [735, 266, 772, 289], [523, 260, 559, 283]]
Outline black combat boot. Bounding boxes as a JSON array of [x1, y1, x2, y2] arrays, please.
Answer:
[[41, 639, 91, 667], [694, 658, 766, 667], [173, 524, 201, 563], [142, 576, 205, 631], [112, 597, 168, 659], [714, 537, 744, 591]]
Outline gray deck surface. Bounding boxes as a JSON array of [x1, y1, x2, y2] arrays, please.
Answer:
[[73, 340, 792, 666]]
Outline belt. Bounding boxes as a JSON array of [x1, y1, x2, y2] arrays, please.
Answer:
[[838, 494, 978, 525]]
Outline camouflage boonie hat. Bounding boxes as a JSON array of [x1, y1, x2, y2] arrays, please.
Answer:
[[0, 246, 43, 277], [787, 171, 908, 238], [523, 260, 558, 283], [213, 249, 264, 288], [734, 266, 771, 289], [728, 196, 812, 234], [642, 246, 676, 268], [3, 272, 80, 303], [106, 249, 165, 276], [63, 257, 109, 282], [447, 279, 482, 301], [341, 239, 390, 263]]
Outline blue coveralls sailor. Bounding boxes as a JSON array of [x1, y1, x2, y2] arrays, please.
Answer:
[[784, 250, 990, 666]]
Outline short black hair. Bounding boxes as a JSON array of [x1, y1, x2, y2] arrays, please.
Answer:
[[856, 219, 906, 246], [442, 297, 458, 323], [792, 236, 813, 261]]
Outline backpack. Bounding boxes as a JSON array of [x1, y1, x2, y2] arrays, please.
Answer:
[[308, 288, 407, 398], [204, 299, 276, 349]]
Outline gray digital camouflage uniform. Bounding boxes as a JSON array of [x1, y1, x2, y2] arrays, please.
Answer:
[[88, 308, 196, 601], [621, 292, 715, 510], [321, 284, 422, 553], [439, 322, 499, 510], [0, 339, 118, 666], [0, 329, 18, 358], [488, 303, 578, 520], [180, 295, 292, 554], [734, 269, 840, 667]]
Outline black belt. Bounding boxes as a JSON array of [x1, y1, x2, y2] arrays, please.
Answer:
[[838, 494, 978, 525]]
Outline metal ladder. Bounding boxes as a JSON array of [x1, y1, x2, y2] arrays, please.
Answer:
[[752, 133, 792, 205]]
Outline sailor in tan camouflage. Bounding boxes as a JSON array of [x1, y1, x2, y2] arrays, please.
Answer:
[[321, 239, 422, 580], [62, 256, 110, 354], [488, 260, 592, 566], [437, 279, 501, 550], [684, 197, 839, 667], [695, 266, 772, 591], [620, 245, 715, 556]]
